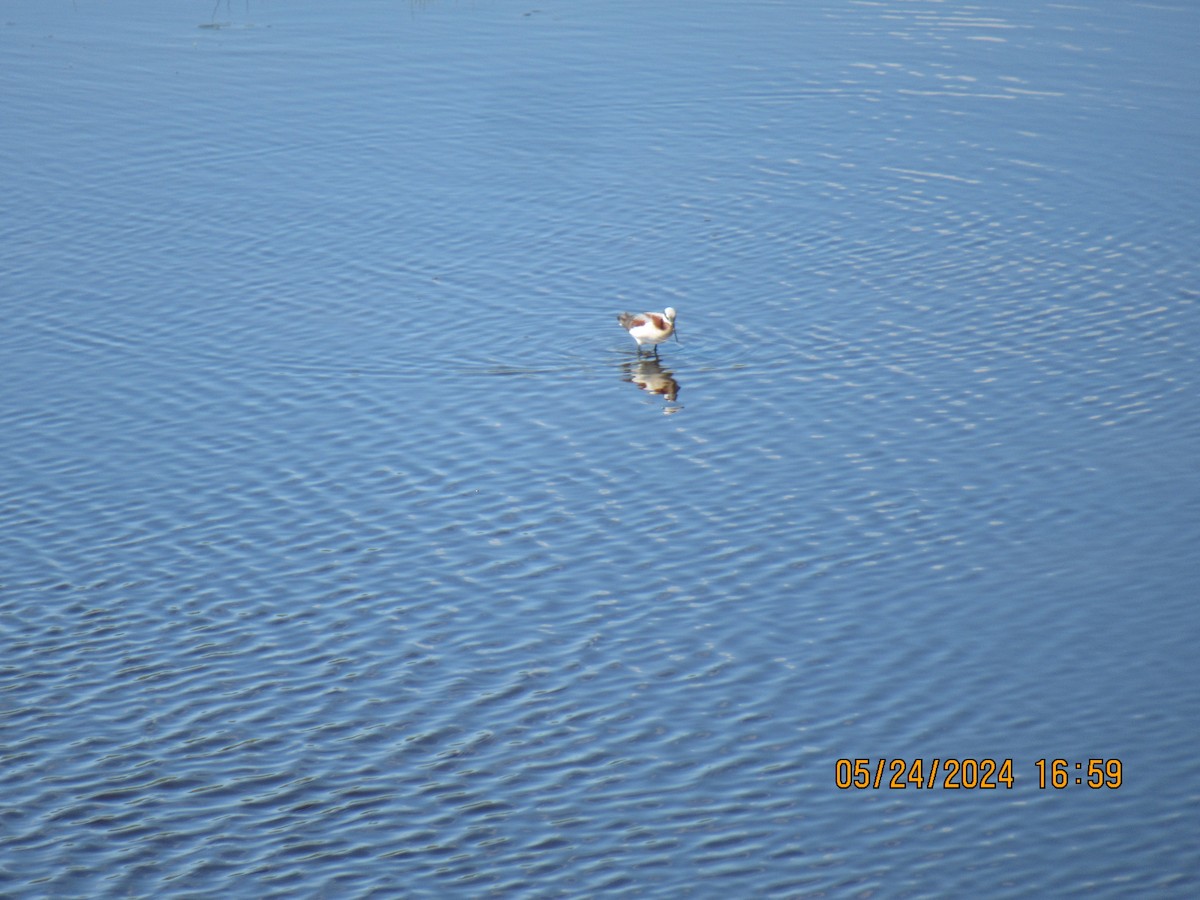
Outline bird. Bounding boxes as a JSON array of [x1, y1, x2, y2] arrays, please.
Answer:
[[617, 307, 677, 355]]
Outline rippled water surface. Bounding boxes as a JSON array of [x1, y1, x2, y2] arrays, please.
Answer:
[[3, 1, 1199, 896]]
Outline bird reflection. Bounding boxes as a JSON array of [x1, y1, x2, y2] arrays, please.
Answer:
[[620, 356, 682, 410]]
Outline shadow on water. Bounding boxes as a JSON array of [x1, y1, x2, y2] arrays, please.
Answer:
[[620, 355, 683, 414]]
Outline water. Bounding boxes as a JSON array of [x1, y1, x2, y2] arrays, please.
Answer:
[[3, 1, 1198, 896]]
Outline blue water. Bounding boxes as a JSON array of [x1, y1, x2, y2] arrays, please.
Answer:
[[3, 1, 1198, 896]]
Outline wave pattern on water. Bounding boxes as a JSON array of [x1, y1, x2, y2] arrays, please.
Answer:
[[3, 0, 1200, 896]]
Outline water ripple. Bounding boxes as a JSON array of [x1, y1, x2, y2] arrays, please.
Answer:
[[4, 0, 1199, 896]]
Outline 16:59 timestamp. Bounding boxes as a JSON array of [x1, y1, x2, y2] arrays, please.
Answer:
[[1035, 758, 1123, 789], [834, 758, 1124, 790]]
